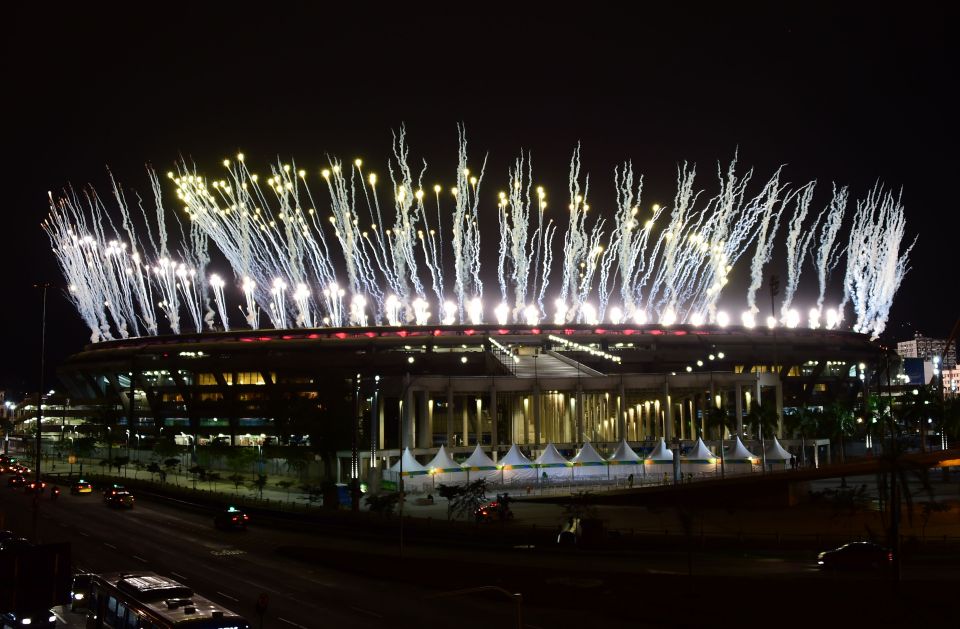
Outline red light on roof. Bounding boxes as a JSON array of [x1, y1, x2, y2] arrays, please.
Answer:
[[649, 329, 664, 336], [433, 329, 443, 336], [564, 329, 575, 335], [497, 329, 510, 335], [531, 328, 540, 334], [307, 334, 319, 339], [364, 332, 376, 338], [673, 330, 687, 336], [334, 332, 347, 339], [396, 330, 408, 338], [594, 328, 606, 334], [258, 336, 272, 341], [622, 329, 635, 335], [693, 330, 710, 335], [281, 335, 294, 340], [464, 329, 475, 336]]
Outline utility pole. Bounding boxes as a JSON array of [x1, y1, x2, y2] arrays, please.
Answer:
[[33, 282, 51, 543]]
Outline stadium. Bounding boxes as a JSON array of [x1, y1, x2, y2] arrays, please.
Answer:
[[55, 322, 888, 482]]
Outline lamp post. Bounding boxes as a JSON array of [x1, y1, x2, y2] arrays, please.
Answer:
[[32, 282, 51, 543]]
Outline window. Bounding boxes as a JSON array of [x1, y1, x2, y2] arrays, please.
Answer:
[[235, 372, 265, 385], [198, 373, 218, 386]]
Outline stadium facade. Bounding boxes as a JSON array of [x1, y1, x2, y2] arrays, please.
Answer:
[[53, 324, 888, 479]]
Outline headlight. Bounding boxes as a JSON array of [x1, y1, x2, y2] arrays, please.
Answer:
[[74, 593, 85, 600], [48, 616, 56, 623], [20, 619, 31, 625]]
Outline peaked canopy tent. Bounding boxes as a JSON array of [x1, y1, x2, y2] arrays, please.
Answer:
[[534, 443, 571, 480], [499, 444, 536, 484], [425, 445, 467, 486], [571, 441, 608, 479], [607, 439, 643, 479], [724, 436, 760, 474], [387, 448, 431, 490], [763, 436, 793, 470], [644, 437, 674, 479], [681, 437, 718, 478], [461, 445, 500, 483]]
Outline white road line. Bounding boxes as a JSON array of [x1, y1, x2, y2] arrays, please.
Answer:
[[278, 618, 308, 629], [170, 572, 188, 581], [216, 591, 239, 602], [133, 555, 148, 563], [78, 531, 90, 537], [103, 543, 117, 550], [350, 606, 383, 619]]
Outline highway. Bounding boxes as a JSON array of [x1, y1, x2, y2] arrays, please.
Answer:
[[2, 484, 956, 628]]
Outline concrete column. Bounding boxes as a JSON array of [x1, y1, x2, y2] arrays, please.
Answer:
[[678, 399, 686, 440], [446, 386, 454, 447], [461, 397, 469, 447], [370, 389, 380, 468], [377, 394, 385, 457], [735, 384, 743, 436], [533, 383, 542, 448], [689, 398, 697, 440], [417, 390, 430, 449], [489, 386, 498, 461], [662, 380, 673, 441], [575, 384, 584, 444], [775, 379, 784, 438], [402, 387, 414, 449], [617, 380, 627, 441]]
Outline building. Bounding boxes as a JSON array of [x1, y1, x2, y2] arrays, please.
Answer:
[[897, 333, 957, 369], [46, 323, 889, 479]]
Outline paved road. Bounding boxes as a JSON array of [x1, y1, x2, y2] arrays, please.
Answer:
[[2, 486, 956, 628]]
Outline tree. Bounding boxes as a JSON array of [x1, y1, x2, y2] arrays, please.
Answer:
[[822, 401, 856, 464], [276, 479, 295, 500], [249, 474, 268, 499], [113, 455, 130, 477], [146, 462, 162, 482], [365, 492, 400, 518], [784, 406, 821, 468], [704, 405, 735, 477], [449, 479, 487, 522], [437, 483, 465, 521], [228, 473, 245, 492]]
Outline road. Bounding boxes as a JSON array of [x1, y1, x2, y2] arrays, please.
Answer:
[[2, 485, 957, 628]]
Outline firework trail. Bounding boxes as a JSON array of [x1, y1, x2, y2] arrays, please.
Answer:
[[45, 130, 912, 343]]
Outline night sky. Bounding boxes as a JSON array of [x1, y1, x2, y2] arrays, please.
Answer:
[[3, 3, 954, 392]]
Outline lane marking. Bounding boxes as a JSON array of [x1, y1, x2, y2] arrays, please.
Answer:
[[78, 531, 90, 537], [350, 606, 383, 619], [133, 555, 148, 563], [216, 591, 239, 603], [170, 572, 188, 581], [104, 543, 117, 550], [278, 618, 308, 629]]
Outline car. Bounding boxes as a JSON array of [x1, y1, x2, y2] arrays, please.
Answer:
[[474, 495, 513, 523], [70, 573, 93, 612], [24, 480, 48, 494], [214, 506, 250, 530], [105, 491, 135, 509], [1, 609, 57, 628], [71, 480, 93, 495], [7, 475, 25, 488], [817, 542, 892, 570], [103, 483, 126, 499], [0, 536, 33, 552]]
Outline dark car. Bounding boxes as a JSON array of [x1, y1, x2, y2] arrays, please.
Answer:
[[0, 536, 33, 552], [103, 483, 126, 499], [474, 495, 513, 523], [818, 542, 892, 570], [214, 506, 250, 530], [24, 480, 48, 494], [1, 609, 57, 628], [70, 573, 93, 612], [7, 475, 25, 488], [105, 491, 135, 509], [71, 480, 93, 495]]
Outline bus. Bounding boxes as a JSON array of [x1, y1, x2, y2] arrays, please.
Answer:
[[85, 572, 250, 629]]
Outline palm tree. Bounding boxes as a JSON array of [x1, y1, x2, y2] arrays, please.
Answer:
[[822, 401, 856, 464], [745, 397, 780, 470], [784, 405, 821, 468], [704, 405, 735, 478]]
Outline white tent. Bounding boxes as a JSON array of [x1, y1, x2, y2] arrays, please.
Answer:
[[534, 443, 571, 480], [763, 436, 793, 470], [461, 445, 500, 483], [499, 444, 536, 484], [644, 437, 674, 480], [425, 445, 467, 486], [607, 439, 643, 480], [571, 441, 608, 479], [387, 448, 431, 490], [681, 437, 718, 479], [724, 436, 760, 474]]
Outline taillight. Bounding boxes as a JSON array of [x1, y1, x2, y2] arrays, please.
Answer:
[[232, 516, 238, 522], [243, 515, 249, 520], [887, 552, 893, 562]]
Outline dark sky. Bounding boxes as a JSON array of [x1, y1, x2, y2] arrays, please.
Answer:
[[2, 2, 954, 392]]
